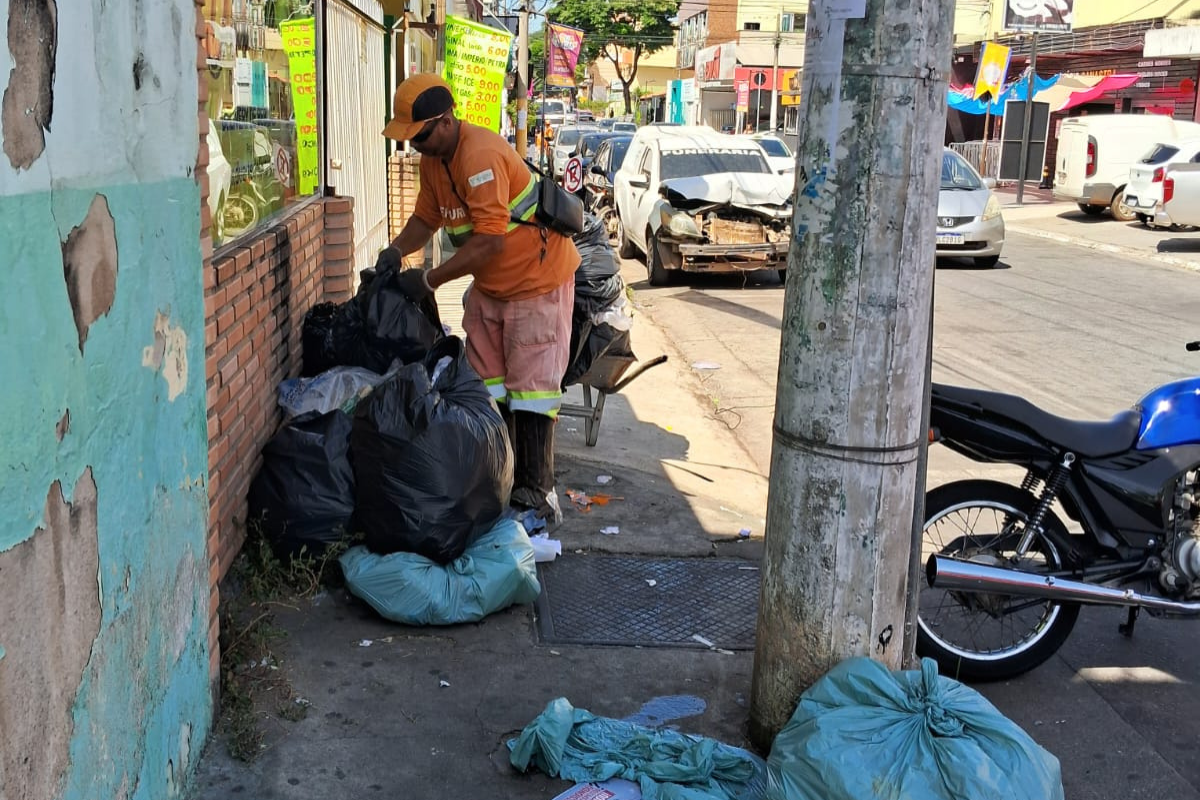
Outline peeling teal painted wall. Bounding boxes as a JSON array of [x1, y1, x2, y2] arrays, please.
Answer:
[[0, 1, 213, 798]]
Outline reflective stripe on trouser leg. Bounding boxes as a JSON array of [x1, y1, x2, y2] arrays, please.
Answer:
[[508, 390, 561, 418], [483, 376, 508, 404]]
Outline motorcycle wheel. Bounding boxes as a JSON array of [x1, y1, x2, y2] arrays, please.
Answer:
[[916, 479, 1081, 682]]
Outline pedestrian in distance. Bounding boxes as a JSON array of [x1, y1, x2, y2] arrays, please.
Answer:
[[378, 74, 579, 525]]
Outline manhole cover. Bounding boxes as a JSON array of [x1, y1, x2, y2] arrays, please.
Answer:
[[534, 556, 760, 649]]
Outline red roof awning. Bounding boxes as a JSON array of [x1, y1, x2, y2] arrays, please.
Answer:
[[1057, 74, 1140, 111]]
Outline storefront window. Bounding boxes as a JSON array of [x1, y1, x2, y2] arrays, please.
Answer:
[[202, 0, 321, 246]]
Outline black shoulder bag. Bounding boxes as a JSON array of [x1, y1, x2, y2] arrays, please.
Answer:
[[517, 158, 584, 237]]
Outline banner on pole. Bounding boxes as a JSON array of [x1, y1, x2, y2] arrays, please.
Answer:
[[443, 15, 513, 132], [973, 42, 1012, 99], [735, 80, 750, 113], [546, 23, 585, 88]]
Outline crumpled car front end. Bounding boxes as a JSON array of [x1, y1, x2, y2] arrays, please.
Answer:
[[651, 174, 792, 272]]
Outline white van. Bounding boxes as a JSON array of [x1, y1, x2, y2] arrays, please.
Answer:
[[1054, 114, 1200, 220], [1125, 137, 1200, 227]]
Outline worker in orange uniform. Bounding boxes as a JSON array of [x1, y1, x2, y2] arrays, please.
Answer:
[[378, 74, 579, 525]]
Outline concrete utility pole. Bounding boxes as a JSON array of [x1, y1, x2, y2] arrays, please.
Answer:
[[748, 0, 953, 750], [516, 4, 530, 156], [1015, 32, 1040, 206]]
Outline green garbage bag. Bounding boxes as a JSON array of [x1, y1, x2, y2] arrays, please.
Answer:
[[339, 517, 539, 625], [766, 657, 1064, 800], [510, 697, 768, 800]]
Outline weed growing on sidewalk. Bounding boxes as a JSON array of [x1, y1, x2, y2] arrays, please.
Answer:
[[217, 521, 358, 761]]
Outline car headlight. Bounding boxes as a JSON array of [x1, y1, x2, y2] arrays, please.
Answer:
[[981, 194, 1002, 221], [659, 207, 702, 239]]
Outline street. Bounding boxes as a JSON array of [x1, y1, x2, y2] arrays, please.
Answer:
[[625, 227, 1200, 799]]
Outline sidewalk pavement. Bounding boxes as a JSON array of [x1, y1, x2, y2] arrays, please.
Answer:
[[188, 295, 772, 799], [993, 185, 1200, 272], [187, 259, 1198, 799]]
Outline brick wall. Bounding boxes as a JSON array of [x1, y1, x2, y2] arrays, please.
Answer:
[[202, 201, 355, 677], [706, 7, 739, 46], [388, 151, 426, 268]]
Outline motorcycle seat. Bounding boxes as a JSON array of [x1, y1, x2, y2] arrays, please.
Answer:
[[932, 384, 1141, 458]]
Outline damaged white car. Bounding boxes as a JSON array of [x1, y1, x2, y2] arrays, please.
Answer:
[[613, 127, 793, 286]]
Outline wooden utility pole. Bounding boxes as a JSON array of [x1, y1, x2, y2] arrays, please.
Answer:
[[515, 4, 530, 156], [748, 0, 953, 749]]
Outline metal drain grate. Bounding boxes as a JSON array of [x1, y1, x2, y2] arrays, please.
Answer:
[[534, 556, 760, 650]]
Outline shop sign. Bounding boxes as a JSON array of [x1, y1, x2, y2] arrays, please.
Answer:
[[443, 15, 514, 132], [695, 43, 736, 85], [281, 17, 319, 196]]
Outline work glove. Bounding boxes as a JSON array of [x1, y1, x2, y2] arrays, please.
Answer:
[[394, 267, 433, 302], [375, 246, 402, 273]]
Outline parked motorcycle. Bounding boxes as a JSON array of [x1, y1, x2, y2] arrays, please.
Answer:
[[583, 178, 620, 247], [919, 343, 1200, 681]]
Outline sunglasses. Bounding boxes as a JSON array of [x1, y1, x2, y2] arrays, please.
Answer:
[[410, 113, 446, 144]]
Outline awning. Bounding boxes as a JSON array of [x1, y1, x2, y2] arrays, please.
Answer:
[[947, 73, 1059, 116], [948, 73, 1141, 116], [1053, 74, 1140, 111]]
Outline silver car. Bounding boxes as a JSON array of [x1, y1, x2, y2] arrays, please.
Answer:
[[937, 148, 1005, 268], [552, 125, 600, 179]]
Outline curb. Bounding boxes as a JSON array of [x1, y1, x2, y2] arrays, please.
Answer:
[[1007, 223, 1200, 275]]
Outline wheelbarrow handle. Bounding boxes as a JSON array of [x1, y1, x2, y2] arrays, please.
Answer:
[[610, 355, 668, 394]]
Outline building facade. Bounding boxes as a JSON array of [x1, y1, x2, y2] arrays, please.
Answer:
[[951, 12, 1200, 178], [677, 1, 808, 134]]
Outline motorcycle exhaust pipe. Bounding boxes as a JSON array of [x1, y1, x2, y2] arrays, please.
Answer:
[[927, 555, 1200, 615]]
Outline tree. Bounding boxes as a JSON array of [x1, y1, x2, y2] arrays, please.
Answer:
[[548, 0, 680, 115]]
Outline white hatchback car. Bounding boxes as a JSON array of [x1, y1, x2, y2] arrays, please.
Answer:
[[1125, 138, 1200, 228], [936, 148, 1005, 268], [750, 133, 795, 175]]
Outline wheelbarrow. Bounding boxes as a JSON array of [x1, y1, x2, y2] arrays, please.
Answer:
[[560, 351, 668, 447]]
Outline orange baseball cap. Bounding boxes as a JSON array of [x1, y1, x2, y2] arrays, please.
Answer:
[[383, 74, 456, 140]]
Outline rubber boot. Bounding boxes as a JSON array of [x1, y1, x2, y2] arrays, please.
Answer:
[[510, 411, 563, 526]]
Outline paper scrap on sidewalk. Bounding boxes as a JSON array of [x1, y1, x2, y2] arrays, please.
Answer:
[[646, 579, 657, 587], [596, 475, 613, 485], [357, 639, 373, 647], [600, 526, 620, 535], [691, 361, 721, 370], [551, 778, 642, 800], [738, 528, 751, 539], [439, 680, 450, 688], [530, 532, 563, 563]]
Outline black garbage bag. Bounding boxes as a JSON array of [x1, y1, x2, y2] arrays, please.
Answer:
[[247, 410, 356, 560], [301, 266, 443, 376], [362, 266, 444, 367], [351, 336, 514, 563], [300, 302, 341, 377], [572, 214, 623, 313]]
